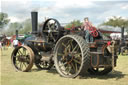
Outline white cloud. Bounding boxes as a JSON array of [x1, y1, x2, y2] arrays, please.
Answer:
[[37, 0, 96, 23], [1, 0, 128, 26], [0, 1, 1, 12], [121, 5, 128, 9], [54, 0, 94, 8], [8, 16, 26, 22], [2, 0, 32, 12]]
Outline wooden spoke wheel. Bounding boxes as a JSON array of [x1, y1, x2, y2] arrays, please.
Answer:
[[42, 18, 61, 43], [54, 35, 90, 78], [11, 45, 34, 72]]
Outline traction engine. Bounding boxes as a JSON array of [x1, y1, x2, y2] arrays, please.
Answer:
[[11, 12, 119, 78]]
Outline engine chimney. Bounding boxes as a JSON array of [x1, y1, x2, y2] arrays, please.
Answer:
[[121, 27, 124, 41], [31, 12, 38, 34], [16, 30, 18, 39]]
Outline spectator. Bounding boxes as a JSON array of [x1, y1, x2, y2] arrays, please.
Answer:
[[12, 38, 19, 48], [0, 41, 2, 55]]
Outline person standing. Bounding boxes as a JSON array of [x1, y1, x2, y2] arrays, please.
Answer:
[[12, 38, 19, 48], [0, 41, 2, 56]]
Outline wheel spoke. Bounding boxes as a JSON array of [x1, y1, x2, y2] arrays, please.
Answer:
[[74, 53, 82, 59], [69, 39, 74, 51], [65, 64, 71, 75], [47, 23, 52, 30], [75, 63, 78, 72], [53, 21, 56, 26], [18, 50, 23, 56], [22, 62, 27, 68], [68, 45, 71, 53], [64, 39, 74, 52], [23, 48, 26, 56], [42, 30, 49, 32], [17, 51, 21, 56], [50, 33, 56, 42], [19, 62, 23, 70], [57, 53, 64, 56], [64, 39, 72, 47], [16, 60, 20, 65], [26, 55, 30, 63], [62, 42, 67, 47], [51, 21, 56, 29], [59, 62, 67, 67], [72, 44, 79, 53], [70, 63, 76, 73], [73, 58, 81, 65]]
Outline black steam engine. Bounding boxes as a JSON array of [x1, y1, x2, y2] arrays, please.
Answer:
[[11, 12, 119, 78]]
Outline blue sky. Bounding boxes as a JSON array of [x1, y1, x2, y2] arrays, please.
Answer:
[[1, 0, 128, 26]]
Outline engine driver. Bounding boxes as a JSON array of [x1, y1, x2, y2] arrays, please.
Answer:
[[81, 17, 94, 42]]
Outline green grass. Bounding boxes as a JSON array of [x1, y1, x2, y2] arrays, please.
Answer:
[[1, 48, 128, 85]]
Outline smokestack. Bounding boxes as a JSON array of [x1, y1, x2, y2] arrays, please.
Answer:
[[121, 27, 124, 41], [16, 30, 18, 39], [31, 11, 38, 34]]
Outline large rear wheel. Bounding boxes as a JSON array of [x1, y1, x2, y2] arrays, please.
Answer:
[[54, 35, 90, 78]]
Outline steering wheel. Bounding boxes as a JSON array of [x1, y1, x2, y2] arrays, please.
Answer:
[[90, 30, 98, 37]]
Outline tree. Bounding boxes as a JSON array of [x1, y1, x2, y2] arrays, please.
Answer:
[[19, 19, 32, 34], [0, 12, 10, 29], [6, 22, 23, 36], [65, 20, 82, 28], [101, 16, 128, 29]]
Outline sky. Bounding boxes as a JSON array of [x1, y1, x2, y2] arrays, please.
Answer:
[[1, 0, 128, 26]]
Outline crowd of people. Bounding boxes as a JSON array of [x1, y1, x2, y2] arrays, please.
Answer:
[[0, 37, 19, 56]]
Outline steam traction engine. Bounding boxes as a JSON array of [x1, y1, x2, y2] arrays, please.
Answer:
[[11, 12, 118, 78]]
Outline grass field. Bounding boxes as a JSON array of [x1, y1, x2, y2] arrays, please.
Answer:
[[1, 48, 128, 85]]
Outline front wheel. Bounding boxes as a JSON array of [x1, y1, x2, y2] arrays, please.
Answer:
[[11, 45, 34, 72]]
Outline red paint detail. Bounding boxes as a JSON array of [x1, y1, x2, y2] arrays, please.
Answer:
[[107, 41, 111, 46]]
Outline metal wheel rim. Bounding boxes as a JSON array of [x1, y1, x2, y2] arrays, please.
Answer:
[[11, 46, 34, 72], [55, 37, 84, 77]]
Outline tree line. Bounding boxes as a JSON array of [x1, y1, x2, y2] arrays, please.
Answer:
[[0, 12, 32, 36], [0, 12, 128, 36]]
